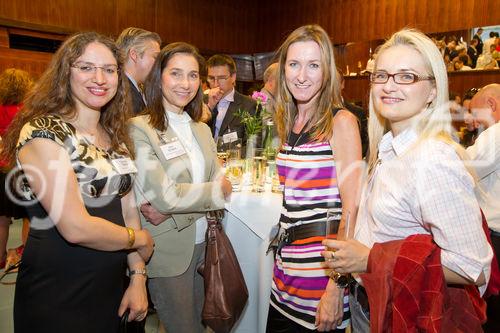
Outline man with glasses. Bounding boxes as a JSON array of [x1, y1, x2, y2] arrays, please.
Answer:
[[205, 54, 256, 141], [116, 27, 161, 114], [466, 84, 500, 333]]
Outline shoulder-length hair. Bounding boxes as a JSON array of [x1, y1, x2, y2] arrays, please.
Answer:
[[143, 42, 205, 131], [2, 31, 132, 164], [367, 28, 452, 173], [0, 68, 33, 105], [275, 24, 342, 144]]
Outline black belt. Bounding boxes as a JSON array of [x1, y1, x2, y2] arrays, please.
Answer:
[[267, 221, 339, 256], [349, 280, 370, 313]]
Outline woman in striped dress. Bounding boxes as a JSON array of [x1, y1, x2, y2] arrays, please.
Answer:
[[266, 25, 362, 332]]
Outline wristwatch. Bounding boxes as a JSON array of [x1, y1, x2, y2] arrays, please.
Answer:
[[129, 268, 147, 277], [329, 271, 351, 288]]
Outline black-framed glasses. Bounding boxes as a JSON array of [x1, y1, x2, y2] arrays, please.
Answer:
[[370, 71, 434, 85], [71, 62, 119, 75], [206, 75, 231, 83]]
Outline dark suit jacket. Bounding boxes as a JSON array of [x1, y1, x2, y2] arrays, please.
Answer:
[[207, 90, 257, 142], [343, 101, 369, 158], [127, 77, 146, 115]]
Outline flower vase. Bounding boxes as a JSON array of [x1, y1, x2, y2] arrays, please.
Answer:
[[245, 134, 258, 159]]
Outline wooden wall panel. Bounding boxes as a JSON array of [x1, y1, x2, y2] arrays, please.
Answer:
[[0, 47, 52, 79], [154, 0, 260, 53], [260, 0, 500, 51], [0, 0, 119, 35], [115, 0, 156, 36]]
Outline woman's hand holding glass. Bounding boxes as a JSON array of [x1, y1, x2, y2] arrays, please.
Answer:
[[321, 238, 370, 274]]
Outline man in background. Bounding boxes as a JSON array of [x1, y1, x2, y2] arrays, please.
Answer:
[[338, 73, 368, 157], [205, 54, 256, 141], [466, 83, 500, 333], [116, 27, 161, 114], [260, 63, 278, 119]]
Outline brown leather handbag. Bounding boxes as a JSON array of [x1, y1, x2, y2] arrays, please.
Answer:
[[199, 210, 249, 333]]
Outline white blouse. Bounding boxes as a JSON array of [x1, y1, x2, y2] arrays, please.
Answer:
[[355, 128, 492, 294], [166, 110, 207, 244]]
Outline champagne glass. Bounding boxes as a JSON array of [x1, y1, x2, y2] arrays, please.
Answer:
[[226, 148, 243, 192], [325, 210, 351, 282], [252, 148, 266, 192], [216, 136, 229, 166]]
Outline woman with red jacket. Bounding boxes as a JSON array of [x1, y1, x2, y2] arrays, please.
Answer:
[[0, 68, 33, 269]]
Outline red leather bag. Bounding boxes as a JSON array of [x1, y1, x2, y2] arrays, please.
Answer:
[[200, 210, 249, 333]]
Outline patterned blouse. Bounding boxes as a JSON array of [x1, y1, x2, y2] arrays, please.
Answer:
[[15, 115, 132, 203]]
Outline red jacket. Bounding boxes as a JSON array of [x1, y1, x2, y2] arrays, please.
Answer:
[[360, 234, 486, 333], [0, 104, 22, 167]]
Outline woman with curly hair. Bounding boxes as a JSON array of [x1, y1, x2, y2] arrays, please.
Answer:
[[1, 32, 154, 333]]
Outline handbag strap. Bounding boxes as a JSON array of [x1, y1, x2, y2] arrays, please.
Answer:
[[119, 309, 129, 333], [206, 210, 224, 224]]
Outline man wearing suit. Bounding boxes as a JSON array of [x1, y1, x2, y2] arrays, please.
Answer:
[[116, 27, 161, 114], [205, 54, 257, 142]]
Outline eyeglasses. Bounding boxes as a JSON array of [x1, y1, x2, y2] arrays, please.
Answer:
[[370, 71, 434, 85], [206, 75, 231, 83], [71, 62, 119, 75]]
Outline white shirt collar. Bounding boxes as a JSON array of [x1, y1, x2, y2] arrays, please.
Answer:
[[221, 88, 235, 103], [125, 72, 141, 92], [378, 128, 419, 160], [166, 110, 192, 124]]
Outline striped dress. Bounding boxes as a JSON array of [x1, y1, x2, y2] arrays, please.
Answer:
[[270, 131, 350, 330]]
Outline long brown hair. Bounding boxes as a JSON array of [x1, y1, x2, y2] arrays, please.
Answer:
[[143, 42, 204, 131], [275, 24, 342, 144], [2, 31, 133, 165]]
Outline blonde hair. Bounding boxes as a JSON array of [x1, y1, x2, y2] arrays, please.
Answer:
[[367, 28, 455, 173], [275, 24, 342, 144]]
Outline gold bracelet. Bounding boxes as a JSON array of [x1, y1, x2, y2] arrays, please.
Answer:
[[126, 227, 135, 249]]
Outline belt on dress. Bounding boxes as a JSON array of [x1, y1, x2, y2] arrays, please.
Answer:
[[267, 221, 339, 256]]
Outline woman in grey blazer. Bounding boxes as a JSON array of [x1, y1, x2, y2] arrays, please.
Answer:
[[129, 42, 232, 333]]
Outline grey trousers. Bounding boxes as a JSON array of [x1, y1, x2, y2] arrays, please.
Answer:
[[148, 243, 206, 333], [349, 292, 370, 333]]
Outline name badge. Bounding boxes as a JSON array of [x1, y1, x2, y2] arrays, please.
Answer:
[[160, 138, 186, 160], [223, 131, 238, 143], [111, 158, 138, 175]]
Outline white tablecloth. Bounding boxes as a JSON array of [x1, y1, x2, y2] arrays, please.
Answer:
[[223, 191, 282, 333]]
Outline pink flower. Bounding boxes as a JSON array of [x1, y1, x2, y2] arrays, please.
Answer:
[[251, 91, 268, 104]]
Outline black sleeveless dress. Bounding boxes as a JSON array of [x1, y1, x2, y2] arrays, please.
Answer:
[[13, 116, 133, 333]]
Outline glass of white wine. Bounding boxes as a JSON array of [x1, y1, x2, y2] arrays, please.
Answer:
[[216, 136, 229, 166], [226, 148, 243, 191], [252, 148, 266, 192]]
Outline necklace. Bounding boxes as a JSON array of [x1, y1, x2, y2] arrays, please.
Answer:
[[286, 119, 310, 154]]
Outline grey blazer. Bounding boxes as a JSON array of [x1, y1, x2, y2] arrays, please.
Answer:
[[129, 115, 225, 277]]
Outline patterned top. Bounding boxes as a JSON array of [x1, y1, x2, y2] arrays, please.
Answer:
[[15, 115, 132, 202], [270, 131, 349, 330]]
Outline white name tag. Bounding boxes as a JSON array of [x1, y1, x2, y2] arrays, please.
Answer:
[[223, 131, 238, 143], [160, 139, 186, 160], [111, 158, 138, 175]]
